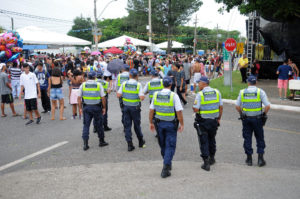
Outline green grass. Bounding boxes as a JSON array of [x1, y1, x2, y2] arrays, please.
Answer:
[[210, 71, 247, 100]]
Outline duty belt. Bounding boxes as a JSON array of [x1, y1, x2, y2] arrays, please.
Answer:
[[245, 115, 262, 119]]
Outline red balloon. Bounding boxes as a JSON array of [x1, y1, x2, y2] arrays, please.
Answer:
[[0, 45, 5, 51]]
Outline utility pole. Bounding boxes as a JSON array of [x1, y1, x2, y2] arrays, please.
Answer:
[[216, 24, 219, 54], [148, 0, 152, 52], [94, 0, 99, 51], [11, 17, 14, 30], [193, 15, 197, 55]]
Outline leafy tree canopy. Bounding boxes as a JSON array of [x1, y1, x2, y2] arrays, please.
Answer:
[[127, 0, 203, 52], [215, 0, 300, 22], [67, 16, 93, 42]]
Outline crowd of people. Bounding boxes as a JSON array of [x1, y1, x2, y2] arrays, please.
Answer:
[[0, 51, 273, 179], [0, 52, 224, 122]]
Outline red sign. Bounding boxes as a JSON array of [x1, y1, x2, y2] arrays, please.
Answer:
[[225, 38, 237, 52]]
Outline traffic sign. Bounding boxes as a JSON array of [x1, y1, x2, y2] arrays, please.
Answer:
[[224, 38, 237, 52], [223, 47, 229, 61]]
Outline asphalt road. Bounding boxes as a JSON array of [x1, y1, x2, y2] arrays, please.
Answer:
[[0, 77, 299, 198]]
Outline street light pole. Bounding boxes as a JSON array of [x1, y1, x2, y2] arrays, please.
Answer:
[[93, 0, 117, 51], [193, 15, 197, 55], [94, 0, 98, 51], [148, 0, 152, 52]]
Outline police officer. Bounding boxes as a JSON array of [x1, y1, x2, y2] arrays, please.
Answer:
[[149, 76, 184, 178], [78, 71, 108, 151], [117, 64, 130, 131], [235, 75, 270, 167], [117, 68, 146, 151], [143, 70, 164, 104], [95, 71, 112, 131], [87, 59, 98, 72], [193, 76, 223, 171]]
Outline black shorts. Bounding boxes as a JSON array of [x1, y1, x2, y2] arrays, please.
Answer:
[[104, 76, 112, 81], [25, 98, 38, 111], [1, 94, 13, 104], [185, 79, 190, 84]]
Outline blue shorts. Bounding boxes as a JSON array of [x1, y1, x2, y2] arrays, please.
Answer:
[[50, 88, 64, 100]]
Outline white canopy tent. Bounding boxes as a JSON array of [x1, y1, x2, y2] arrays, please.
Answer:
[[16, 26, 91, 46], [95, 35, 152, 48], [156, 41, 190, 49]]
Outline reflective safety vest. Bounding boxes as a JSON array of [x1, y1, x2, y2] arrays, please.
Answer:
[[82, 82, 101, 105], [97, 79, 109, 95], [122, 81, 141, 106], [87, 65, 97, 72], [198, 89, 220, 119], [117, 73, 129, 89], [148, 79, 164, 99], [241, 88, 262, 115], [153, 91, 175, 121]]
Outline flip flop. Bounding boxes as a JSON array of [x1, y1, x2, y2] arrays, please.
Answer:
[[12, 113, 21, 117], [1, 114, 7, 117]]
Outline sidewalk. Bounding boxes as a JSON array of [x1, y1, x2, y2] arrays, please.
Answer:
[[257, 79, 300, 107], [0, 161, 299, 199]]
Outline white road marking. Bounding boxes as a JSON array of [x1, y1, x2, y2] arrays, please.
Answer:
[[0, 141, 68, 172]]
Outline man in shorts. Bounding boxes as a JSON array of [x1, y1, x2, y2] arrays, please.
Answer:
[[192, 58, 203, 93], [0, 63, 18, 117], [277, 60, 292, 100], [20, 63, 41, 125]]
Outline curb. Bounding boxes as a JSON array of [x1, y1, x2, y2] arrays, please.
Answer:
[[222, 99, 300, 113]]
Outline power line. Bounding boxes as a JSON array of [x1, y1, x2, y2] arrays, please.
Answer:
[[0, 9, 73, 24]]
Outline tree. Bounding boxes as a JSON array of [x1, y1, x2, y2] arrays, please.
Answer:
[[215, 0, 300, 22], [67, 15, 242, 51], [67, 16, 94, 42], [127, 0, 203, 53]]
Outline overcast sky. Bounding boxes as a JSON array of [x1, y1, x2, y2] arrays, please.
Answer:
[[0, 0, 247, 36]]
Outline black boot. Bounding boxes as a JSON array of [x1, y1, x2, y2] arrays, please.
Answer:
[[246, 154, 252, 166], [258, 154, 266, 167], [161, 165, 171, 178], [138, 139, 146, 148], [128, 141, 135, 152], [83, 140, 89, 151], [104, 126, 112, 131], [166, 163, 172, 171], [201, 158, 210, 171], [99, 138, 109, 147], [209, 155, 216, 165]]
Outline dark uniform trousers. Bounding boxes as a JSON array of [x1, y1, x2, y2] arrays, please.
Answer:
[[123, 105, 143, 142], [103, 95, 108, 127], [41, 89, 51, 111], [119, 98, 125, 127], [157, 121, 177, 166], [198, 119, 219, 159], [242, 117, 265, 155], [82, 105, 104, 140]]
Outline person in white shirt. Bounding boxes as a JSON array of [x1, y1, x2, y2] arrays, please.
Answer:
[[101, 58, 112, 87], [19, 63, 41, 125]]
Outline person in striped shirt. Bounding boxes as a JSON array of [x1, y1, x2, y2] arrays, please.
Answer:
[[9, 62, 22, 99]]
